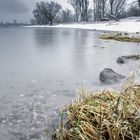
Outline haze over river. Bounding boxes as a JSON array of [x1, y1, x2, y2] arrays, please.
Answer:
[[0, 27, 140, 140]]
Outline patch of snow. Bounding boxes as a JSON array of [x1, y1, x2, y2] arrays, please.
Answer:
[[25, 17, 140, 33]]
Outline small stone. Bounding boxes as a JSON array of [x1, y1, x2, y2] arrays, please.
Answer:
[[117, 57, 126, 64]]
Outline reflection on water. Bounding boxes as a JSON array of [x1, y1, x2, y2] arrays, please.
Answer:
[[35, 28, 56, 46], [0, 27, 140, 140]]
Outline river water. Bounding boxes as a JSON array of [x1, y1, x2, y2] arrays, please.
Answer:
[[0, 27, 140, 140]]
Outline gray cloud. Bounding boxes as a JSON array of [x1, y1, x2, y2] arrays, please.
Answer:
[[0, 0, 71, 22], [0, 0, 29, 13]]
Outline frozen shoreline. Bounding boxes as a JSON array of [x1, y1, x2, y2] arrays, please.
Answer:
[[26, 17, 140, 33]]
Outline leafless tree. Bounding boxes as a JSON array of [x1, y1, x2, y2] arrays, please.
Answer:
[[30, 19, 36, 25], [109, 0, 126, 16], [93, 0, 107, 21], [101, 0, 108, 18], [33, 1, 62, 25], [61, 9, 73, 23], [92, 0, 126, 21], [80, 0, 89, 21], [33, 6, 47, 25], [127, 5, 140, 16], [87, 8, 94, 21], [68, 0, 89, 21], [109, 0, 114, 15], [68, 0, 81, 21], [93, 0, 100, 21]]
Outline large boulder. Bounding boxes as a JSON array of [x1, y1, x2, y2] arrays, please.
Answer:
[[99, 68, 125, 84]]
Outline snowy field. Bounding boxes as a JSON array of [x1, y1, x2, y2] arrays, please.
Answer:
[[27, 17, 140, 33]]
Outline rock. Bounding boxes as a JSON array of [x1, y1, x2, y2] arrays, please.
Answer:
[[117, 55, 140, 64], [117, 57, 126, 64], [99, 68, 125, 84], [29, 129, 42, 139], [29, 132, 41, 139]]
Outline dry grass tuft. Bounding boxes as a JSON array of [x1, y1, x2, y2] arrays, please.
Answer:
[[122, 55, 140, 60], [98, 33, 140, 42], [54, 73, 140, 140]]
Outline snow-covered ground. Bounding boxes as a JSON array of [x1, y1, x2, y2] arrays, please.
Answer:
[[27, 17, 140, 33]]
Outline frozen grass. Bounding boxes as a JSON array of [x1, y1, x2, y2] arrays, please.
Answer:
[[122, 55, 140, 60], [54, 73, 140, 140], [98, 33, 140, 42]]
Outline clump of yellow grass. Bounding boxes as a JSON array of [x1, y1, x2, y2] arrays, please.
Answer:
[[54, 72, 140, 140], [98, 33, 140, 42]]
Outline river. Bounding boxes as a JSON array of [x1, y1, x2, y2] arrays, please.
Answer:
[[0, 27, 140, 140]]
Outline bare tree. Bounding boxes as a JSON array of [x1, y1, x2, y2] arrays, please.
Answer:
[[68, 0, 89, 22], [33, 5, 48, 25], [33, 1, 62, 25], [126, 4, 140, 16], [115, 0, 126, 16], [109, 0, 126, 16], [93, 0, 107, 21], [80, 0, 89, 21], [30, 19, 36, 25], [109, 0, 114, 15], [101, 0, 108, 18], [93, 0, 126, 21], [61, 9, 73, 23], [68, 0, 81, 21], [95, 0, 102, 21], [87, 8, 94, 21]]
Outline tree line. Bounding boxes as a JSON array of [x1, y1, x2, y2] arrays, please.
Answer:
[[31, 0, 140, 25]]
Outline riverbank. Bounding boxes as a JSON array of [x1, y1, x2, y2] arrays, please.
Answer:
[[27, 17, 140, 33], [54, 74, 140, 140]]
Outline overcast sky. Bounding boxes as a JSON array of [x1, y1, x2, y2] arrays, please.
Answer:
[[0, 0, 70, 23], [0, 0, 135, 23]]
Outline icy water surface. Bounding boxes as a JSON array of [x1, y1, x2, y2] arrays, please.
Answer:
[[0, 27, 140, 140]]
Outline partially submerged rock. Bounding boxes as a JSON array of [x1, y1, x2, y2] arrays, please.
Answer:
[[99, 68, 125, 84], [117, 55, 140, 64], [117, 57, 126, 64]]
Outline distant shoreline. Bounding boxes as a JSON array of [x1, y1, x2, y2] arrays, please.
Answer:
[[25, 17, 140, 33], [0, 24, 30, 28]]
